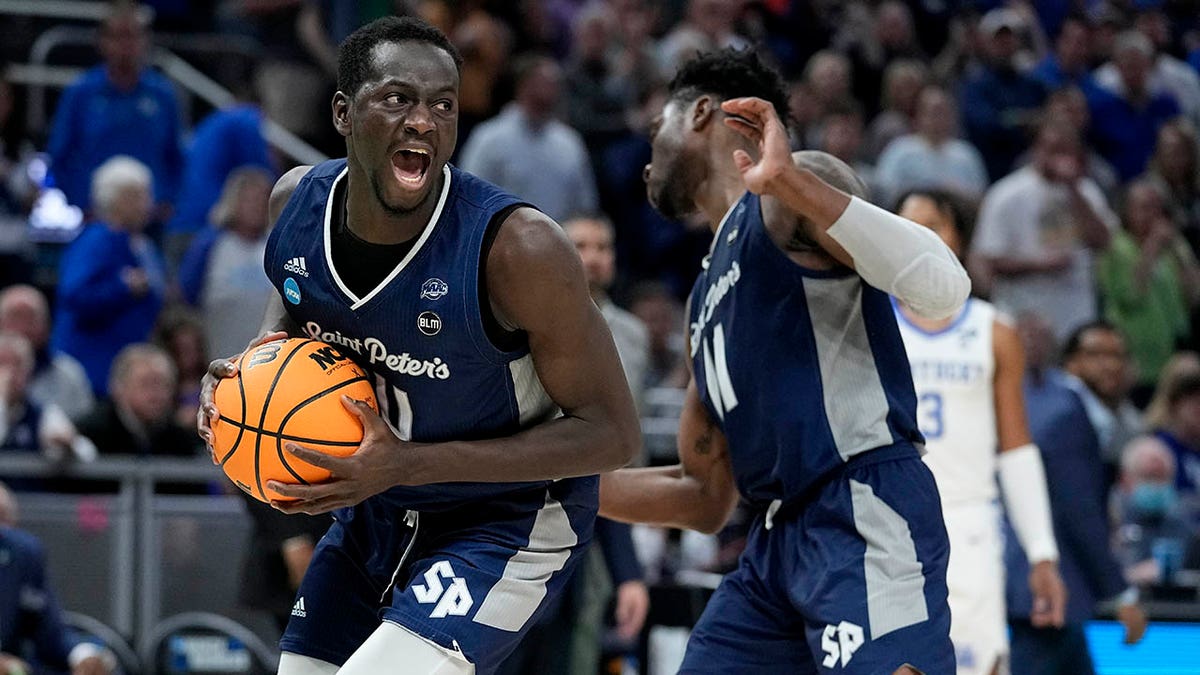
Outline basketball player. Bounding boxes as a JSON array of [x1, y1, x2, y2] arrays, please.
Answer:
[[600, 49, 970, 674], [892, 190, 1066, 675], [196, 17, 640, 675]]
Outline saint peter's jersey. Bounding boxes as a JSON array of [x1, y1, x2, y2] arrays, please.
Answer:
[[687, 193, 923, 508], [265, 159, 568, 512], [895, 297, 1000, 506]]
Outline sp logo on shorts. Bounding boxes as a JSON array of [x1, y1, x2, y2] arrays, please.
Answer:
[[412, 560, 473, 618], [821, 621, 865, 668]]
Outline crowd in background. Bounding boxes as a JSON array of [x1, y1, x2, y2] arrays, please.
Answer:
[[2, 0, 1200, 673]]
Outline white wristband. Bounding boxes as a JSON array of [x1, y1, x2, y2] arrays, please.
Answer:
[[998, 444, 1059, 564], [826, 196, 971, 319]]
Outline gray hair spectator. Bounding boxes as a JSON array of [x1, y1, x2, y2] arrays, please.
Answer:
[[865, 59, 929, 158], [1114, 435, 1197, 588], [0, 332, 94, 462], [0, 285, 94, 421]]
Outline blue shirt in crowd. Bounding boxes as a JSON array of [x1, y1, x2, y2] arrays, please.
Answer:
[[960, 65, 1047, 180], [0, 527, 80, 673], [47, 66, 184, 209], [1086, 86, 1180, 181]]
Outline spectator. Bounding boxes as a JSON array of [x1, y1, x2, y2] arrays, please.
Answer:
[[153, 308, 207, 430], [1008, 313, 1146, 675], [814, 103, 875, 197], [1096, 7, 1200, 127], [969, 122, 1116, 342], [1144, 121, 1200, 249], [77, 343, 200, 458], [629, 282, 688, 391], [177, 166, 275, 360], [801, 50, 855, 127], [52, 157, 166, 396], [564, 215, 650, 410], [0, 482, 115, 675], [874, 85, 989, 207], [960, 8, 1047, 179], [656, 0, 746, 81], [1087, 31, 1181, 182], [459, 55, 598, 221], [1037, 87, 1120, 195], [162, 99, 274, 273], [1113, 436, 1196, 587], [1150, 373, 1200, 505], [1144, 351, 1200, 430], [1030, 14, 1095, 91], [1098, 180, 1200, 399], [1061, 321, 1144, 487], [864, 59, 928, 159], [0, 286, 94, 422], [0, 333, 94, 463], [839, 0, 925, 116], [564, 6, 638, 148], [46, 3, 184, 212]]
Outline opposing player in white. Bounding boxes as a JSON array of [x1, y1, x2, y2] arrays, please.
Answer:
[[892, 190, 1067, 675]]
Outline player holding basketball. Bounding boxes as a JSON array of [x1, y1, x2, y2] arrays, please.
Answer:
[[196, 17, 639, 675], [599, 49, 970, 674], [892, 190, 1066, 675]]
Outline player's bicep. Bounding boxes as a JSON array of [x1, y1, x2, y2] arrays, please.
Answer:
[[993, 319, 1033, 452]]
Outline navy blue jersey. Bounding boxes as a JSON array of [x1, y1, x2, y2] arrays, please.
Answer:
[[687, 193, 923, 506], [265, 160, 564, 511]]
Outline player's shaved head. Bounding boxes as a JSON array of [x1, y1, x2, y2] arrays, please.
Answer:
[[793, 151, 870, 201]]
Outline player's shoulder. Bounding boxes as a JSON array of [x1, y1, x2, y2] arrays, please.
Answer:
[[268, 165, 313, 223]]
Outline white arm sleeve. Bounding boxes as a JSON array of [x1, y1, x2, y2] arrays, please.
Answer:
[[998, 443, 1060, 564], [826, 196, 971, 319]]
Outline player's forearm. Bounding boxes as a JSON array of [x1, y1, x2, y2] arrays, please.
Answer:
[[402, 412, 638, 485], [599, 466, 733, 534]]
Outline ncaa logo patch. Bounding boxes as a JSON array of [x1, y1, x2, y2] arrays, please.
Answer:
[[284, 278, 302, 305], [418, 311, 442, 336], [421, 278, 449, 300]]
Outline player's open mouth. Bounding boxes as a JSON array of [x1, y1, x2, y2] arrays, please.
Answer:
[[392, 149, 432, 187]]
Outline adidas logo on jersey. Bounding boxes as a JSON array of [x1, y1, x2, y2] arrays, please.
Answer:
[[284, 257, 309, 277], [412, 560, 473, 619], [291, 597, 307, 618]]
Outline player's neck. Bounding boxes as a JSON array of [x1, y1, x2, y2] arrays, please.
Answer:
[[697, 169, 749, 232], [344, 171, 441, 244], [899, 303, 954, 333]]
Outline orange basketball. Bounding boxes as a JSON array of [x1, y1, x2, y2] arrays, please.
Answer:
[[211, 338, 377, 502]]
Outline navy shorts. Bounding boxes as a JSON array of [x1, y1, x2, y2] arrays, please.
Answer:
[[279, 476, 597, 675], [680, 446, 955, 674]]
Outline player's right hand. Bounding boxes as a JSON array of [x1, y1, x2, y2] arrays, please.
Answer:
[[197, 331, 289, 463], [1116, 601, 1148, 645]]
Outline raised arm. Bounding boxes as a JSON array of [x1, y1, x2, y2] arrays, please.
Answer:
[[600, 380, 739, 534], [720, 97, 970, 319]]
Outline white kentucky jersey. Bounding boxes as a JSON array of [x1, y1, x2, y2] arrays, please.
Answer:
[[894, 297, 998, 505]]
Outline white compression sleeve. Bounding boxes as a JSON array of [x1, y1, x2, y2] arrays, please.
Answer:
[[826, 196, 971, 319], [998, 444, 1060, 564]]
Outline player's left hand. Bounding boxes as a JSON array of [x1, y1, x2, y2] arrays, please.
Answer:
[[268, 396, 412, 515], [1028, 559, 1067, 628], [614, 580, 650, 641], [720, 97, 793, 196]]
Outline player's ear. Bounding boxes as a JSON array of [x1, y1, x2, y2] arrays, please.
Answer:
[[332, 91, 352, 137], [691, 95, 717, 132]]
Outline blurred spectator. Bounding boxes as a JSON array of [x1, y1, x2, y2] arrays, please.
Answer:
[[656, 0, 746, 81], [1145, 351, 1200, 430], [629, 282, 688, 391], [814, 103, 874, 197], [1105, 7, 1200, 126], [177, 166, 275, 360], [459, 55, 597, 221], [1037, 87, 1120, 195], [969, 122, 1116, 342], [1113, 436, 1196, 587], [51, 157, 166, 396], [1087, 31, 1181, 181], [960, 8, 1047, 180], [0, 333, 94, 463], [1099, 180, 1200, 398], [1150, 373, 1200, 505], [564, 6, 638, 148], [77, 343, 200, 458], [864, 59, 928, 159], [801, 50, 855, 128], [1062, 321, 1144, 487], [1030, 14, 1095, 91], [0, 286, 94, 422], [0, 483, 115, 675], [163, 100, 273, 273], [874, 85, 989, 207], [1009, 313, 1146, 674], [838, 0, 924, 116], [1144, 121, 1200, 249], [565, 215, 649, 410], [46, 3, 184, 213], [153, 308, 207, 430], [420, 0, 513, 142], [238, 490, 330, 631]]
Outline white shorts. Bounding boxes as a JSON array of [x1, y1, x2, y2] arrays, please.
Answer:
[[943, 500, 1008, 675]]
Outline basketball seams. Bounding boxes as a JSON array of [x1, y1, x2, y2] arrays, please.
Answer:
[[252, 338, 316, 500], [214, 415, 361, 446], [274, 375, 373, 484]]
